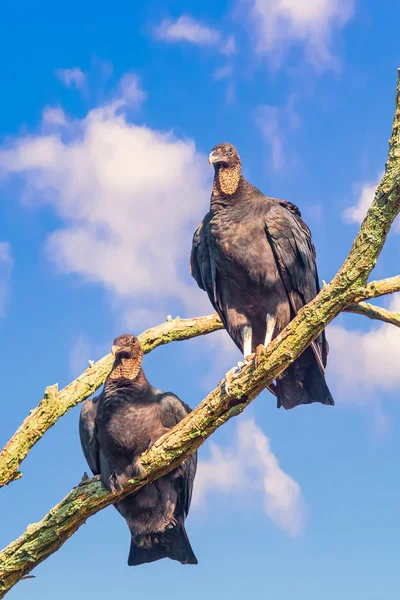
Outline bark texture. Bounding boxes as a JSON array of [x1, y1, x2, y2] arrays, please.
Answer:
[[345, 301, 400, 327], [1, 69, 400, 600]]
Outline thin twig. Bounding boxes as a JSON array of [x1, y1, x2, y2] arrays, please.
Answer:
[[355, 275, 400, 302], [345, 301, 400, 327]]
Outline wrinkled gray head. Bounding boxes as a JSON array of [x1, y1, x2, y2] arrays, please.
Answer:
[[111, 334, 142, 362], [208, 142, 241, 169]]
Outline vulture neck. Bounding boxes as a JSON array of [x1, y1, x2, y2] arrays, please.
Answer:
[[212, 164, 243, 207], [108, 356, 150, 392]]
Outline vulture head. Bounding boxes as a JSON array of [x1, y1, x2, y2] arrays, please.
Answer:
[[112, 334, 143, 364], [209, 143, 241, 170]]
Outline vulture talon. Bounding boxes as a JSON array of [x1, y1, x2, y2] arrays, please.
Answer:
[[224, 365, 240, 395], [224, 357, 254, 395]]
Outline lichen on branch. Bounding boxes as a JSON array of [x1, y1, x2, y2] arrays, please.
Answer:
[[345, 300, 400, 327]]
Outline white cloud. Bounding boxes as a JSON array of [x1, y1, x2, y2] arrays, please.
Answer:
[[342, 173, 382, 225], [193, 419, 306, 536], [256, 95, 299, 171], [0, 242, 13, 318], [56, 67, 86, 89], [155, 15, 221, 45], [0, 74, 210, 321], [256, 106, 285, 171], [154, 15, 235, 56], [220, 35, 237, 56], [328, 294, 400, 400], [213, 65, 233, 81], [42, 107, 68, 126], [117, 73, 147, 108], [241, 0, 353, 69]]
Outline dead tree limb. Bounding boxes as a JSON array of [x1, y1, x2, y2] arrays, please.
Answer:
[[345, 301, 400, 327], [0, 68, 400, 600], [358, 275, 400, 300]]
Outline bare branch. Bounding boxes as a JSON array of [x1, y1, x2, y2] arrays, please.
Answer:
[[345, 301, 400, 327], [0, 313, 223, 489], [356, 275, 400, 301]]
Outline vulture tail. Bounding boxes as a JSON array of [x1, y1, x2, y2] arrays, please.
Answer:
[[128, 522, 198, 566], [276, 346, 334, 410]]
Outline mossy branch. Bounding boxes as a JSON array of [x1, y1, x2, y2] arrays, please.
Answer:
[[345, 301, 400, 327], [357, 275, 400, 300], [0, 313, 223, 489], [0, 68, 400, 600]]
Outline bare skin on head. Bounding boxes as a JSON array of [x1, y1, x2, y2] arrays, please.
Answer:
[[109, 334, 143, 381], [209, 142, 242, 198], [79, 334, 198, 566], [191, 142, 334, 409]]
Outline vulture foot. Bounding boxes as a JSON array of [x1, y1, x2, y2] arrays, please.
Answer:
[[224, 358, 253, 395]]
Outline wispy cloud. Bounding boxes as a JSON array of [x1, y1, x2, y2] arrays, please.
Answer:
[[55, 67, 86, 89], [240, 0, 354, 70], [193, 419, 306, 536], [154, 14, 236, 56], [213, 65, 233, 81], [0, 72, 210, 323], [155, 15, 220, 45], [0, 242, 13, 318], [117, 73, 147, 108], [219, 35, 236, 56], [342, 173, 382, 225], [42, 107, 68, 126], [255, 95, 300, 171]]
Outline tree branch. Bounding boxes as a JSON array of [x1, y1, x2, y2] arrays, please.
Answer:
[[345, 301, 400, 327], [0, 313, 223, 489], [355, 275, 400, 302], [1, 68, 400, 600]]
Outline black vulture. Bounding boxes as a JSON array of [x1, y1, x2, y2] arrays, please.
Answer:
[[190, 142, 334, 410], [79, 334, 198, 566]]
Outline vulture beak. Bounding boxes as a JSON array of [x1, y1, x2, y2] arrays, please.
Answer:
[[111, 345, 121, 357], [208, 150, 221, 165]]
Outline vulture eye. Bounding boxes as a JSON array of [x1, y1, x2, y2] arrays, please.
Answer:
[[228, 147, 233, 154]]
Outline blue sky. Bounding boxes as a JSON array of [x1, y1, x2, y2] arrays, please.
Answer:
[[1, 1, 400, 598]]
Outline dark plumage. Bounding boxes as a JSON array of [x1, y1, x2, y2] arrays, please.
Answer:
[[79, 334, 198, 566], [190, 142, 334, 410]]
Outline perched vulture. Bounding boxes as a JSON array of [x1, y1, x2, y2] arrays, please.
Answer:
[[79, 334, 198, 566], [190, 142, 334, 410]]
